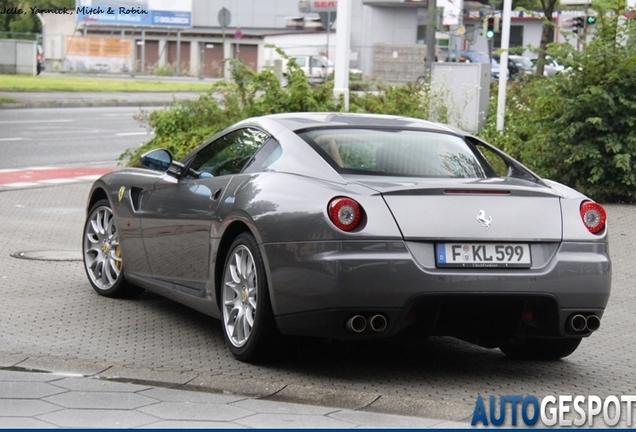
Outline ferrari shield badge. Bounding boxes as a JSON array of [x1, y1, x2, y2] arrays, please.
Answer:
[[118, 186, 125, 202]]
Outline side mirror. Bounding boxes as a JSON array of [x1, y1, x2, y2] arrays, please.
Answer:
[[140, 149, 173, 172]]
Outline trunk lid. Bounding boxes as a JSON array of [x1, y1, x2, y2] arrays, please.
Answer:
[[350, 176, 562, 241]]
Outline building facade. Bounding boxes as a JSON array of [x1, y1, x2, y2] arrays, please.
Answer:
[[43, 0, 581, 80]]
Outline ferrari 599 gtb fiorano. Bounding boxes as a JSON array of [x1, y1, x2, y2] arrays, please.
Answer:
[[82, 113, 611, 362]]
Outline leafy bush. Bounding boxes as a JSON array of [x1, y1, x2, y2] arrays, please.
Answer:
[[479, 0, 636, 202], [122, 58, 443, 165], [123, 58, 342, 165]]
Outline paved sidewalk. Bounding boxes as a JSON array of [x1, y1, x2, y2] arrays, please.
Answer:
[[0, 367, 468, 428]]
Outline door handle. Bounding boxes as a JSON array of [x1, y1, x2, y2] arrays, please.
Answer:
[[211, 188, 222, 201]]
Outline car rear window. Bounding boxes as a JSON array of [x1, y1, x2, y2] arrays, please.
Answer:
[[298, 128, 489, 178]]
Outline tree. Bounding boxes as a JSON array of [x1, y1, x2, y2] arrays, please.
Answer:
[[534, 0, 559, 76]]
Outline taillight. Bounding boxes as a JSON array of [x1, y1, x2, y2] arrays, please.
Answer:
[[580, 201, 606, 234], [328, 197, 363, 231]]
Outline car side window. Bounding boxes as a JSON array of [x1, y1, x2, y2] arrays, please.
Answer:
[[292, 56, 306, 67], [188, 128, 270, 178], [242, 139, 282, 174]]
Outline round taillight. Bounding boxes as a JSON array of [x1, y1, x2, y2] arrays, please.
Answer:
[[328, 197, 362, 231], [580, 201, 606, 234]]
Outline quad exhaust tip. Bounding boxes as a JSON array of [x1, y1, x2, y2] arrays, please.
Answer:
[[369, 314, 388, 332], [346, 314, 388, 333], [346, 315, 367, 333], [567, 313, 601, 333]]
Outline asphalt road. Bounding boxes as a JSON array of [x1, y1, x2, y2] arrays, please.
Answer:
[[0, 107, 154, 170], [0, 105, 635, 424]]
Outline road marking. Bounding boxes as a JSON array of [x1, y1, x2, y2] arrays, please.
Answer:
[[116, 132, 151, 136], [0, 166, 114, 189], [0, 119, 74, 124], [0, 138, 23, 142]]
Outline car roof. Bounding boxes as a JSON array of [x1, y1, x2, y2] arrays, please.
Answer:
[[244, 112, 461, 135]]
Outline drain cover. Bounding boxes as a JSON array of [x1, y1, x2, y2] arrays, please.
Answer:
[[12, 251, 81, 262]]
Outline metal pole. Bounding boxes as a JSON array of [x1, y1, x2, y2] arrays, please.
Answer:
[[333, 0, 352, 110], [176, 31, 181, 75], [199, 40, 204, 79], [425, 0, 436, 73], [141, 29, 145, 73], [496, 0, 512, 131]]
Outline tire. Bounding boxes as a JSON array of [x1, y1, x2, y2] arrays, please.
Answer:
[[82, 199, 143, 298], [221, 232, 282, 362], [499, 337, 582, 360]]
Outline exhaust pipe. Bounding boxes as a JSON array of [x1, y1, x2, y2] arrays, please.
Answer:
[[568, 314, 587, 332], [369, 314, 388, 332], [586, 315, 601, 332], [346, 315, 367, 333]]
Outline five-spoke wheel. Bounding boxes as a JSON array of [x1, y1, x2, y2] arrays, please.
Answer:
[[82, 199, 142, 298], [221, 233, 280, 361]]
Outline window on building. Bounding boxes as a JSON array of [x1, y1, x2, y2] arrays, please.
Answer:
[[494, 25, 523, 49], [417, 25, 426, 44]]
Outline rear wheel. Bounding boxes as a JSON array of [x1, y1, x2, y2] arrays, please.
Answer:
[[221, 233, 282, 362], [82, 199, 143, 298], [499, 337, 582, 360]]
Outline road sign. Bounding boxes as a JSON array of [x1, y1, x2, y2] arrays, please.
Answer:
[[218, 7, 231, 28]]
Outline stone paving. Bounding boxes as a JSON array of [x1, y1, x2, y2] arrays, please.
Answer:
[[0, 179, 634, 426]]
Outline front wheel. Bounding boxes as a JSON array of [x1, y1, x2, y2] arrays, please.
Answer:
[[82, 199, 143, 298], [499, 337, 582, 360], [221, 233, 282, 362]]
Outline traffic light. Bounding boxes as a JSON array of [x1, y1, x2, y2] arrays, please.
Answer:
[[586, 15, 597, 25], [572, 16, 585, 35], [483, 16, 500, 39], [486, 18, 495, 39]]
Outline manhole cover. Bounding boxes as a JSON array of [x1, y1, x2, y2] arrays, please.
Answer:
[[11, 251, 81, 262]]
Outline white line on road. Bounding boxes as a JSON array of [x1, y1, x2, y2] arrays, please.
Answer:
[[0, 138, 23, 142], [116, 132, 151, 136], [0, 119, 74, 124]]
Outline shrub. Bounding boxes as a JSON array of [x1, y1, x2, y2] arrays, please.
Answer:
[[479, 0, 636, 202]]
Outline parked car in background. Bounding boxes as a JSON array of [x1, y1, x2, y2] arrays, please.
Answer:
[[82, 112, 611, 363], [542, 57, 566, 76], [493, 55, 534, 79], [490, 57, 508, 81], [284, 55, 362, 84], [440, 49, 490, 64]]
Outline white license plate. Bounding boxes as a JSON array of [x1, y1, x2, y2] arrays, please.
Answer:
[[436, 243, 532, 268]]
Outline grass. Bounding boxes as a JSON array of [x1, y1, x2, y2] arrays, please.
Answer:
[[0, 96, 16, 103], [0, 74, 214, 92]]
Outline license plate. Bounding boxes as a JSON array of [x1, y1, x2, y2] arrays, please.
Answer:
[[436, 243, 532, 268]]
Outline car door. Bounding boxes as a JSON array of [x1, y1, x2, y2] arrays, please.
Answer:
[[140, 127, 270, 290]]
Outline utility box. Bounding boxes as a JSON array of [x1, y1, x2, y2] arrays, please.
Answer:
[[0, 39, 37, 75], [430, 62, 491, 134]]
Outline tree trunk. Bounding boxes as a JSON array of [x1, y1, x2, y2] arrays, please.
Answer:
[[535, 0, 557, 76]]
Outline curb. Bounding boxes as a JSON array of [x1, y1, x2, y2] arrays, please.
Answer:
[[0, 101, 182, 109], [0, 351, 473, 423]]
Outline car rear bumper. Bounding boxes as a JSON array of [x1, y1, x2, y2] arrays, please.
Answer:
[[263, 240, 611, 342]]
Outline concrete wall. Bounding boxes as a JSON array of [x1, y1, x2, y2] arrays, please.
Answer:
[[41, 13, 77, 70], [0, 40, 37, 75], [360, 6, 420, 77], [372, 43, 427, 82]]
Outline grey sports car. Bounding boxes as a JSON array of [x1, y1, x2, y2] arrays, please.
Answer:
[[82, 113, 611, 362]]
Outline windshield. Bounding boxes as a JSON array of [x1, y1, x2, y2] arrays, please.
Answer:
[[298, 128, 490, 178]]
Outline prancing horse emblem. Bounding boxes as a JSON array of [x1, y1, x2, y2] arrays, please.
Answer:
[[477, 210, 492, 230]]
